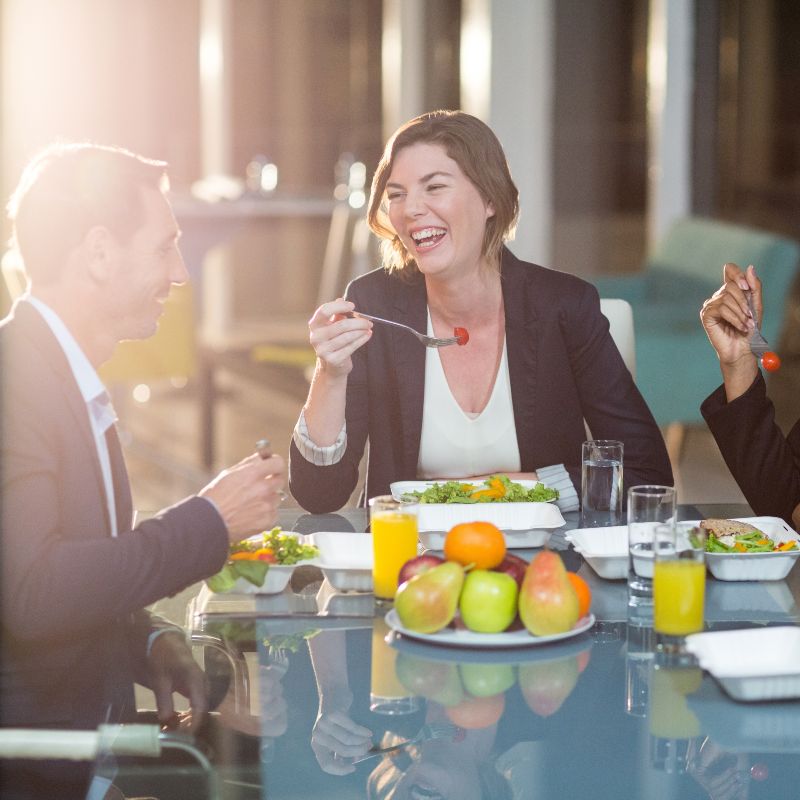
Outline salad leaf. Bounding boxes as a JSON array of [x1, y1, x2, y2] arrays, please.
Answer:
[[407, 474, 559, 505], [704, 529, 797, 553]]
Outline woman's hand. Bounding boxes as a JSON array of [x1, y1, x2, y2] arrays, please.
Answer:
[[311, 708, 373, 775], [309, 298, 372, 379], [700, 263, 758, 364], [700, 263, 760, 401]]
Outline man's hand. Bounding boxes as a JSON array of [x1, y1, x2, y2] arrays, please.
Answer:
[[147, 631, 208, 733], [199, 452, 286, 543]]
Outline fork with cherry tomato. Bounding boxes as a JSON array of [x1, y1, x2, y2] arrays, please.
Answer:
[[346, 311, 469, 348], [745, 291, 781, 371]]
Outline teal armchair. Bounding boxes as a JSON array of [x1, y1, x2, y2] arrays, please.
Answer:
[[591, 217, 799, 428]]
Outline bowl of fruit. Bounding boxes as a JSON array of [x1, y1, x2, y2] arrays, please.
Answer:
[[205, 528, 320, 594], [386, 521, 594, 647]]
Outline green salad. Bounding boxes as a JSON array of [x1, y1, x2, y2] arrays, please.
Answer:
[[406, 474, 559, 505], [205, 527, 319, 593], [705, 530, 798, 554]]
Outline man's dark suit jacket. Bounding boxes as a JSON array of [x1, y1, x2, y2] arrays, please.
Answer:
[[290, 248, 673, 512], [0, 299, 229, 729], [702, 373, 800, 524]]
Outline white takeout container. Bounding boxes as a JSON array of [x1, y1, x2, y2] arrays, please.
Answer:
[[564, 526, 628, 580], [390, 480, 565, 550], [686, 626, 800, 701], [308, 532, 373, 592], [227, 564, 300, 595], [691, 516, 800, 581]]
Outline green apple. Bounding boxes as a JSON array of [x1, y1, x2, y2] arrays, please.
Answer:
[[460, 662, 516, 698], [459, 569, 518, 633]]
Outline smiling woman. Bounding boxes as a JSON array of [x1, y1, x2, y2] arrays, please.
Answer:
[[289, 110, 672, 514]]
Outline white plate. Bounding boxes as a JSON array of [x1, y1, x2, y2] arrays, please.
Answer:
[[390, 480, 565, 541], [694, 516, 800, 581], [685, 626, 800, 702], [384, 608, 595, 649]]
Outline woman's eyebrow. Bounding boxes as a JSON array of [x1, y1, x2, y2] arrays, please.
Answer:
[[386, 171, 453, 189]]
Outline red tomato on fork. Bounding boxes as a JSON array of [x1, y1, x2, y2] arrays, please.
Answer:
[[454, 327, 469, 346], [761, 351, 781, 372]]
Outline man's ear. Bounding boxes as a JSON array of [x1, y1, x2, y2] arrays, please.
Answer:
[[84, 225, 116, 283]]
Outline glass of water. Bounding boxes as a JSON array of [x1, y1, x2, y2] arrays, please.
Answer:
[[580, 440, 624, 527], [627, 485, 676, 603]]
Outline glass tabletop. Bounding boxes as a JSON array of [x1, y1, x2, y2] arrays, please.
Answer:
[[90, 505, 800, 799]]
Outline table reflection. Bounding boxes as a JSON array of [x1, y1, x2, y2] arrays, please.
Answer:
[[86, 505, 800, 799]]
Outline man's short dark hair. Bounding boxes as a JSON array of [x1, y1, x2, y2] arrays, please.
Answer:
[[6, 143, 168, 285]]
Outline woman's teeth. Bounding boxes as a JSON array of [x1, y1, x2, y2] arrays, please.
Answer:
[[411, 228, 446, 248]]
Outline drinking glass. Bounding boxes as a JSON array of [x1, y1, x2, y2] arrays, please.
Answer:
[[580, 440, 624, 527], [653, 523, 706, 659], [369, 495, 418, 601], [370, 618, 421, 714], [627, 485, 676, 602], [648, 660, 703, 773], [625, 601, 655, 718]]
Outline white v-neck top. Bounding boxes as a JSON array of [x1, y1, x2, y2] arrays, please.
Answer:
[[416, 316, 521, 479]]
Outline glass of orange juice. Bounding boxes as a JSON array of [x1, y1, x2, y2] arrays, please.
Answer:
[[370, 617, 421, 714], [653, 523, 706, 662], [369, 495, 418, 601]]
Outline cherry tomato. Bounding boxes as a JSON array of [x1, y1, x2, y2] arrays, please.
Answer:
[[761, 351, 781, 372], [750, 763, 769, 781], [454, 326, 469, 346]]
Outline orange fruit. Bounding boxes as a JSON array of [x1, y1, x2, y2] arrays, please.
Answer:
[[567, 572, 591, 618], [444, 692, 505, 729], [443, 521, 506, 569]]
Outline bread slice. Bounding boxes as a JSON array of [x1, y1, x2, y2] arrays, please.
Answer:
[[700, 518, 761, 547], [699, 519, 759, 537]]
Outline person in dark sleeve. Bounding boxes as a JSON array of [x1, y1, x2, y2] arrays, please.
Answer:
[[289, 110, 671, 513], [700, 261, 800, 527], [1, 143, 286, 798]]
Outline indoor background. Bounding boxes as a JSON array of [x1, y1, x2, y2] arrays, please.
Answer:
[[2, 0, 798, 512]]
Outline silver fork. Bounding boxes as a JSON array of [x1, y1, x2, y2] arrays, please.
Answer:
[[351, 722, 458, 764], [745, 291, 771, 356], [345, 311, 461, 348]]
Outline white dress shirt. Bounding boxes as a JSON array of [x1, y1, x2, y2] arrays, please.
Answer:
[[26, 296, 120, 536]]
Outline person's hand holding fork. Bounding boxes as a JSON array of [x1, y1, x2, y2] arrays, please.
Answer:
[[700, 262, 761, 403], [303, 298, 372, 448]]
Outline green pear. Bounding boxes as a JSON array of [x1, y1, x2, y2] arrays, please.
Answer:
[[429, 663, 465, 707], [395, 561, 464, 634], [519, 657, 579, 717], [395, 653, 450, 699], [518, 550, 579, 636]]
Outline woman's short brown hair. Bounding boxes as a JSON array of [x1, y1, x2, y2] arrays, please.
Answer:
[[367, 110, 519, 273]]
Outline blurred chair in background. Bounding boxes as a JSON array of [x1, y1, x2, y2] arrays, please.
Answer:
[[599, 298, 636, 380], [590, 217, 799, 459]]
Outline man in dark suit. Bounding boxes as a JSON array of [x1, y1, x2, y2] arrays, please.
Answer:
[[0, 143, 285, 796]]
